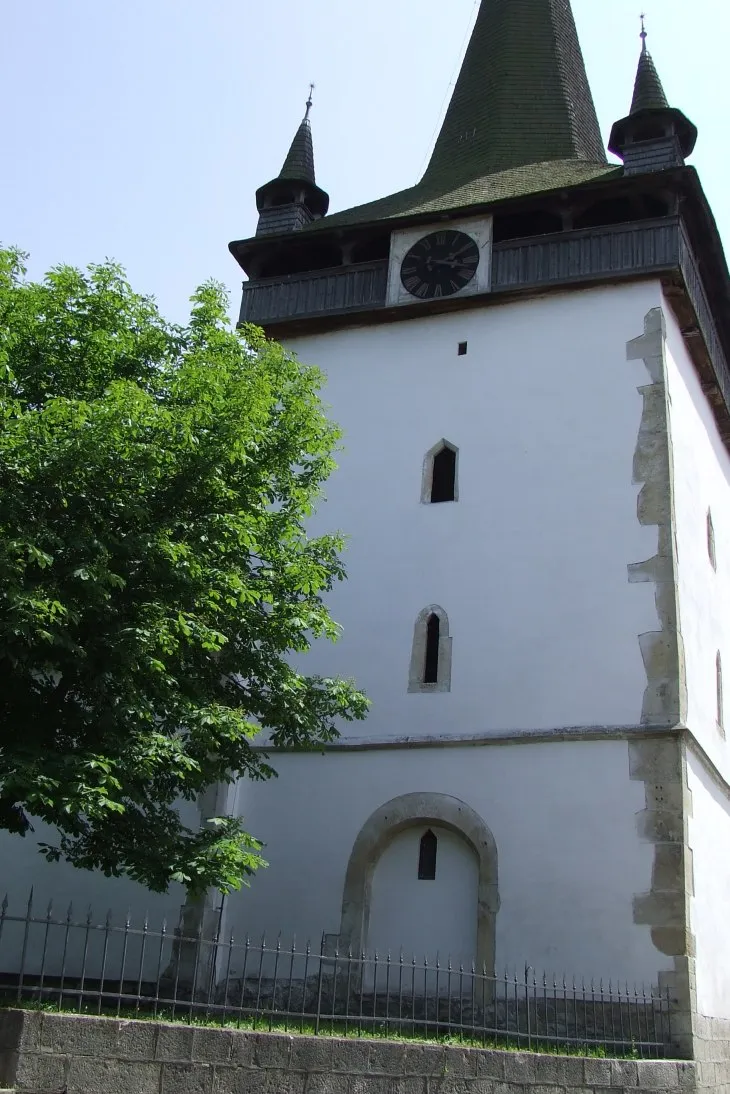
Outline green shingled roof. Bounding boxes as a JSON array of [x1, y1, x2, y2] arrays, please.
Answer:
[[423, 0, 606, 188], [306, 0, 611, 232], [630, 47, 669, 114], [278, 115, 316, 184], [314, 159, 618, 231]]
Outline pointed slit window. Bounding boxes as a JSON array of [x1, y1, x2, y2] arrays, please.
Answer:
[[424, 614, 440, 683], [408, 605, 452, 693], [422, 441, 458, 504], [418, 829, 437, 880], [431, 447, 456, 503]]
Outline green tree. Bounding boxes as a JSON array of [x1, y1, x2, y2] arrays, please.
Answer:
[[0, 248, 367, 895]]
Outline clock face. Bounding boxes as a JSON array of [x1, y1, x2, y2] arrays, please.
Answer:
[[400, 230, 480, 299]]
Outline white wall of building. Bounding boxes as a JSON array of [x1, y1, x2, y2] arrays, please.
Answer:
[[664, 300, 730, 779], [225, 739, 667, 987], [286, 282, 662, 738], [665, 298, 730, 1021], [686, 749, 730, 1020]]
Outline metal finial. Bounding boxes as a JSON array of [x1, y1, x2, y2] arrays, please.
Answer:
[[305, 83, 315, 120], [640, 13, 648, 52]]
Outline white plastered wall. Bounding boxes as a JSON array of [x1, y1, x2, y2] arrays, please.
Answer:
[[664, 302, 730, 777], [686, 751, 730, 1020], [286, 282, 662, 740], [663, 295, 730, 1021], [225, 740, 668, 988], [368, 825, 479, 968]]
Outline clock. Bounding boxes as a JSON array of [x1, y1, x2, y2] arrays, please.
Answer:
[[400, 230, 480, 300]]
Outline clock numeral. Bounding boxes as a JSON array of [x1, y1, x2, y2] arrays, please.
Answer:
[[401, 265, 417, 277], [415, 284, 429, 298], [458, 266, 475, 278], [449, 280, 460, 293], [433, 284, 443, 298]]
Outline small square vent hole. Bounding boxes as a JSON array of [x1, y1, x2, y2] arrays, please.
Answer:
[[458, 341, 468, 356]]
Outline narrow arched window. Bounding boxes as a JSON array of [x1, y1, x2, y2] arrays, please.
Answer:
[[421, 440, 458, 504], [708, 509, 717, 570], [418, 829, 437, 880], [424, 614, 440, 683], [408, 605, 452, 693], [431, 446, 456, 503], [717, 652, 724, 735]]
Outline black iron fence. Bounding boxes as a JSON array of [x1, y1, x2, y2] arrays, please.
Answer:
[[0, 894, 673, 1058]]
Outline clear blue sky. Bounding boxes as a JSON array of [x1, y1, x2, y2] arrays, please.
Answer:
[[2, 0, 727, 324]]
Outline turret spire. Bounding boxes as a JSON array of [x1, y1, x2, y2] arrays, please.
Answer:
[[421, 0, 606, 191], [630, 21, 670, 115], [254, 91, 329, 236], [609, 24, 696, 171], [278, 89, 318, 185]]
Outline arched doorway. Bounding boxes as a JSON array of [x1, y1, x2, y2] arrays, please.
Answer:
[[337, 792, 499, 977]]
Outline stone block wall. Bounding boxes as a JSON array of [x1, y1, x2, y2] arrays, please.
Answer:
[[0, 1009, 697, 1094]]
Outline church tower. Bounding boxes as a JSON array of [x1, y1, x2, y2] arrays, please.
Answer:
[[228, 0, 730, 1072]]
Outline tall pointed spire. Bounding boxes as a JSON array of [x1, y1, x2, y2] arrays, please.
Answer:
[[609, 21, 696, 170], [421, 0, 606, 191], [255, 89, 329, 236]]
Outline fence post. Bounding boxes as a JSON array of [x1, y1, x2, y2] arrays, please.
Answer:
[[525, 965, 532, 1051]]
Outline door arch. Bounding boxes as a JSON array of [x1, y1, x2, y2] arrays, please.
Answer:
[[337, 792, 499, 976]]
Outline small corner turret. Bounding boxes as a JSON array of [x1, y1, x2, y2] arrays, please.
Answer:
[[255, 87, 330, 237], [609, 19, 697, 174]]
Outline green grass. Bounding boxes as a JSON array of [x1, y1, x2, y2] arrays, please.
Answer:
[[0, 998, 639, 1058]]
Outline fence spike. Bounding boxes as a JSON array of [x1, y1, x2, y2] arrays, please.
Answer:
[[66, 901, 74, 921], [105, 908, 113, 928], [26, 887, 34, 913], [86, 905, 93, 926], [1, 894, 8, 914], [46, 898, 53, 918]]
